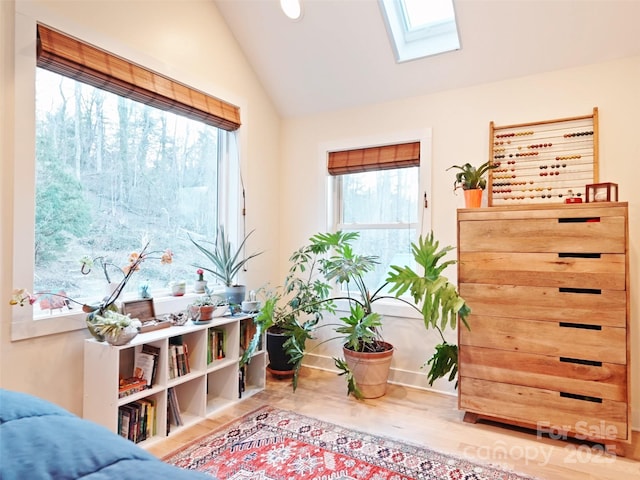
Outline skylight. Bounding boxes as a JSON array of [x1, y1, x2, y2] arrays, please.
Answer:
[[379, 0, 460, 63]]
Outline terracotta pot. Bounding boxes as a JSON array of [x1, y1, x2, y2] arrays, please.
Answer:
[[199, 305, 215, 321], [343, 341, 394, 399], [463, 188, 483, 208]]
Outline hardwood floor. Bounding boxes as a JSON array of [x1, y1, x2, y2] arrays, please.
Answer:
[[149, 367, 640, 480]]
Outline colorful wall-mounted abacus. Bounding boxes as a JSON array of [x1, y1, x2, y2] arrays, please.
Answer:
[[488, 108, 598, 206]]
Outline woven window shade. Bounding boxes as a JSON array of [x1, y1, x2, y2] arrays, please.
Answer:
[[327, 142, 420, 175], [36, 24, 241, 131]]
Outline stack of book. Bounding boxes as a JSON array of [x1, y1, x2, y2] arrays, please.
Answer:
[[167, 387, 183, 430], [168, 336, 190, 379], [118, 377, 148, 399], [118, 344, 161, 399], [118, 398, 156, 443]]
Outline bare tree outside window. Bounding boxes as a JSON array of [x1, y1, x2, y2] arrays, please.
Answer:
[[336, 167, 418, 293], [34, 68, 221, 312]]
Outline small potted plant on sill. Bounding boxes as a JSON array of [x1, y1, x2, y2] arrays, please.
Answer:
[[447, 161, 497, 208], [189, 226, 263, 310], [189, 294, 228, 323], [194, 269, 207, 293], [241, 231, 470, 399]]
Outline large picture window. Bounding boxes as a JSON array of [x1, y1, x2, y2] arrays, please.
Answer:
[[11, 19, 243, 338], [34, 68, 223, 311]]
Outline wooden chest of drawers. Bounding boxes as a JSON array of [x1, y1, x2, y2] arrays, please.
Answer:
[[457, 203, 630, 452]]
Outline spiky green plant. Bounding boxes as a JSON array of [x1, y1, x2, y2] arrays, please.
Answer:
[[189, 226, 262, 287]]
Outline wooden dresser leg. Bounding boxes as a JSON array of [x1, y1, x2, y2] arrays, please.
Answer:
[[606, 441, 626, 458], [463, 412, 480, 424]]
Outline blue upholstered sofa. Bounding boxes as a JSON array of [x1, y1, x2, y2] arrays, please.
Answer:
[[0, 389, 211, 479]]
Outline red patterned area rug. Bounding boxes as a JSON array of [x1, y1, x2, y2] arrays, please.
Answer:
[[164, 406, 536, 480]]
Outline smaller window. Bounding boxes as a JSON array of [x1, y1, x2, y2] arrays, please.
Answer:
[[329, 142, 420, 294]]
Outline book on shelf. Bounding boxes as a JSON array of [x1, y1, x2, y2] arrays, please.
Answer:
[[216, 328, 225, 359], [133, 347, 156, 388], [176, 344, 187, 376], [141, 344, 160, 385], [118, 398, 156, 444], [167, 387, 183, 427], [207, 329, 214, 364], [207, 328, 226, 361], [182, 342, 190, 373], [118, 406, 131, 439], [118, 377, 148, 398], [239, 365, 246, 398], [168, 336, 190, 378]]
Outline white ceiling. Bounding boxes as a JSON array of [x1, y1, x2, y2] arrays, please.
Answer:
[[213, 0, 640, 118]]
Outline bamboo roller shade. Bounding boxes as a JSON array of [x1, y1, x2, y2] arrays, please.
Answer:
[[37, 24, 241, 131], [327, 142, 420, 175]]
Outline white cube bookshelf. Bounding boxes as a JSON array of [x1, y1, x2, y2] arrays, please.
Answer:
[[83, 314, 265, 448]]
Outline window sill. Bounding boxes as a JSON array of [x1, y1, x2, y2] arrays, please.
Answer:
[[10, 289, 225, 342]]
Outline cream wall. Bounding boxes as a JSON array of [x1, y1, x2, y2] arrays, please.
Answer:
[[279, 55, 640, 429], [2, 0, 638, 432], [0, 0, 281, 414]]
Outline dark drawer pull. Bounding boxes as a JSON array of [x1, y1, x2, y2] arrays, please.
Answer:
[[560, 357, 602, 367], [559, 287, 601, 295], [559, 322, 602, 331], [560, 392, 602, 403], [558, 217, 600, 223], [558, 253, 601, 259]]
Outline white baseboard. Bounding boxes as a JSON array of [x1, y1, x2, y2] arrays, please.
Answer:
[[302, 352, 456, 398]]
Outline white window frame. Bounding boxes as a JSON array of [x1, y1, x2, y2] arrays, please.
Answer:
[[322, 129, 432, 319], [11, 8, 243, 341]]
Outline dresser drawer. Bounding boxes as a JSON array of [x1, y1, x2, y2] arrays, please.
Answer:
[[459, 252, 626, 290], [459, 346, 627, 402], [459, 377, 628, 441], [459, 315, 626, 363], [460, 283, 627, 327], [459, 217, 625, 253]]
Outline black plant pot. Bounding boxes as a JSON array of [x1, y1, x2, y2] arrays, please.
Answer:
[[266, 328, 294, 378]]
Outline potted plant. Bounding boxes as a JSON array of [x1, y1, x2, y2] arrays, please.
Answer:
[[189, 226, 263, 308], [447, 161, 497, 208], [91, 310, 142, 346], [241, 245, 335, 377], [189, 294, 227, 322], [242, 231, 470, 399], [194, 269, 207, 293]]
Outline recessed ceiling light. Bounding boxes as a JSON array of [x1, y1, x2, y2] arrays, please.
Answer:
[[280, 0, 303, 21]]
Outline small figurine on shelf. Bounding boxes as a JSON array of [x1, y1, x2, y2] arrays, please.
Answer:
[[586, 182, 618, 203], [564, 189, 583, 204], [194, 269, 207, 293], [138, 281, 151, 298]]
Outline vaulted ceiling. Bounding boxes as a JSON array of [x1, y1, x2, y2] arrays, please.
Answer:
[[213, 0, 640, 118]]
